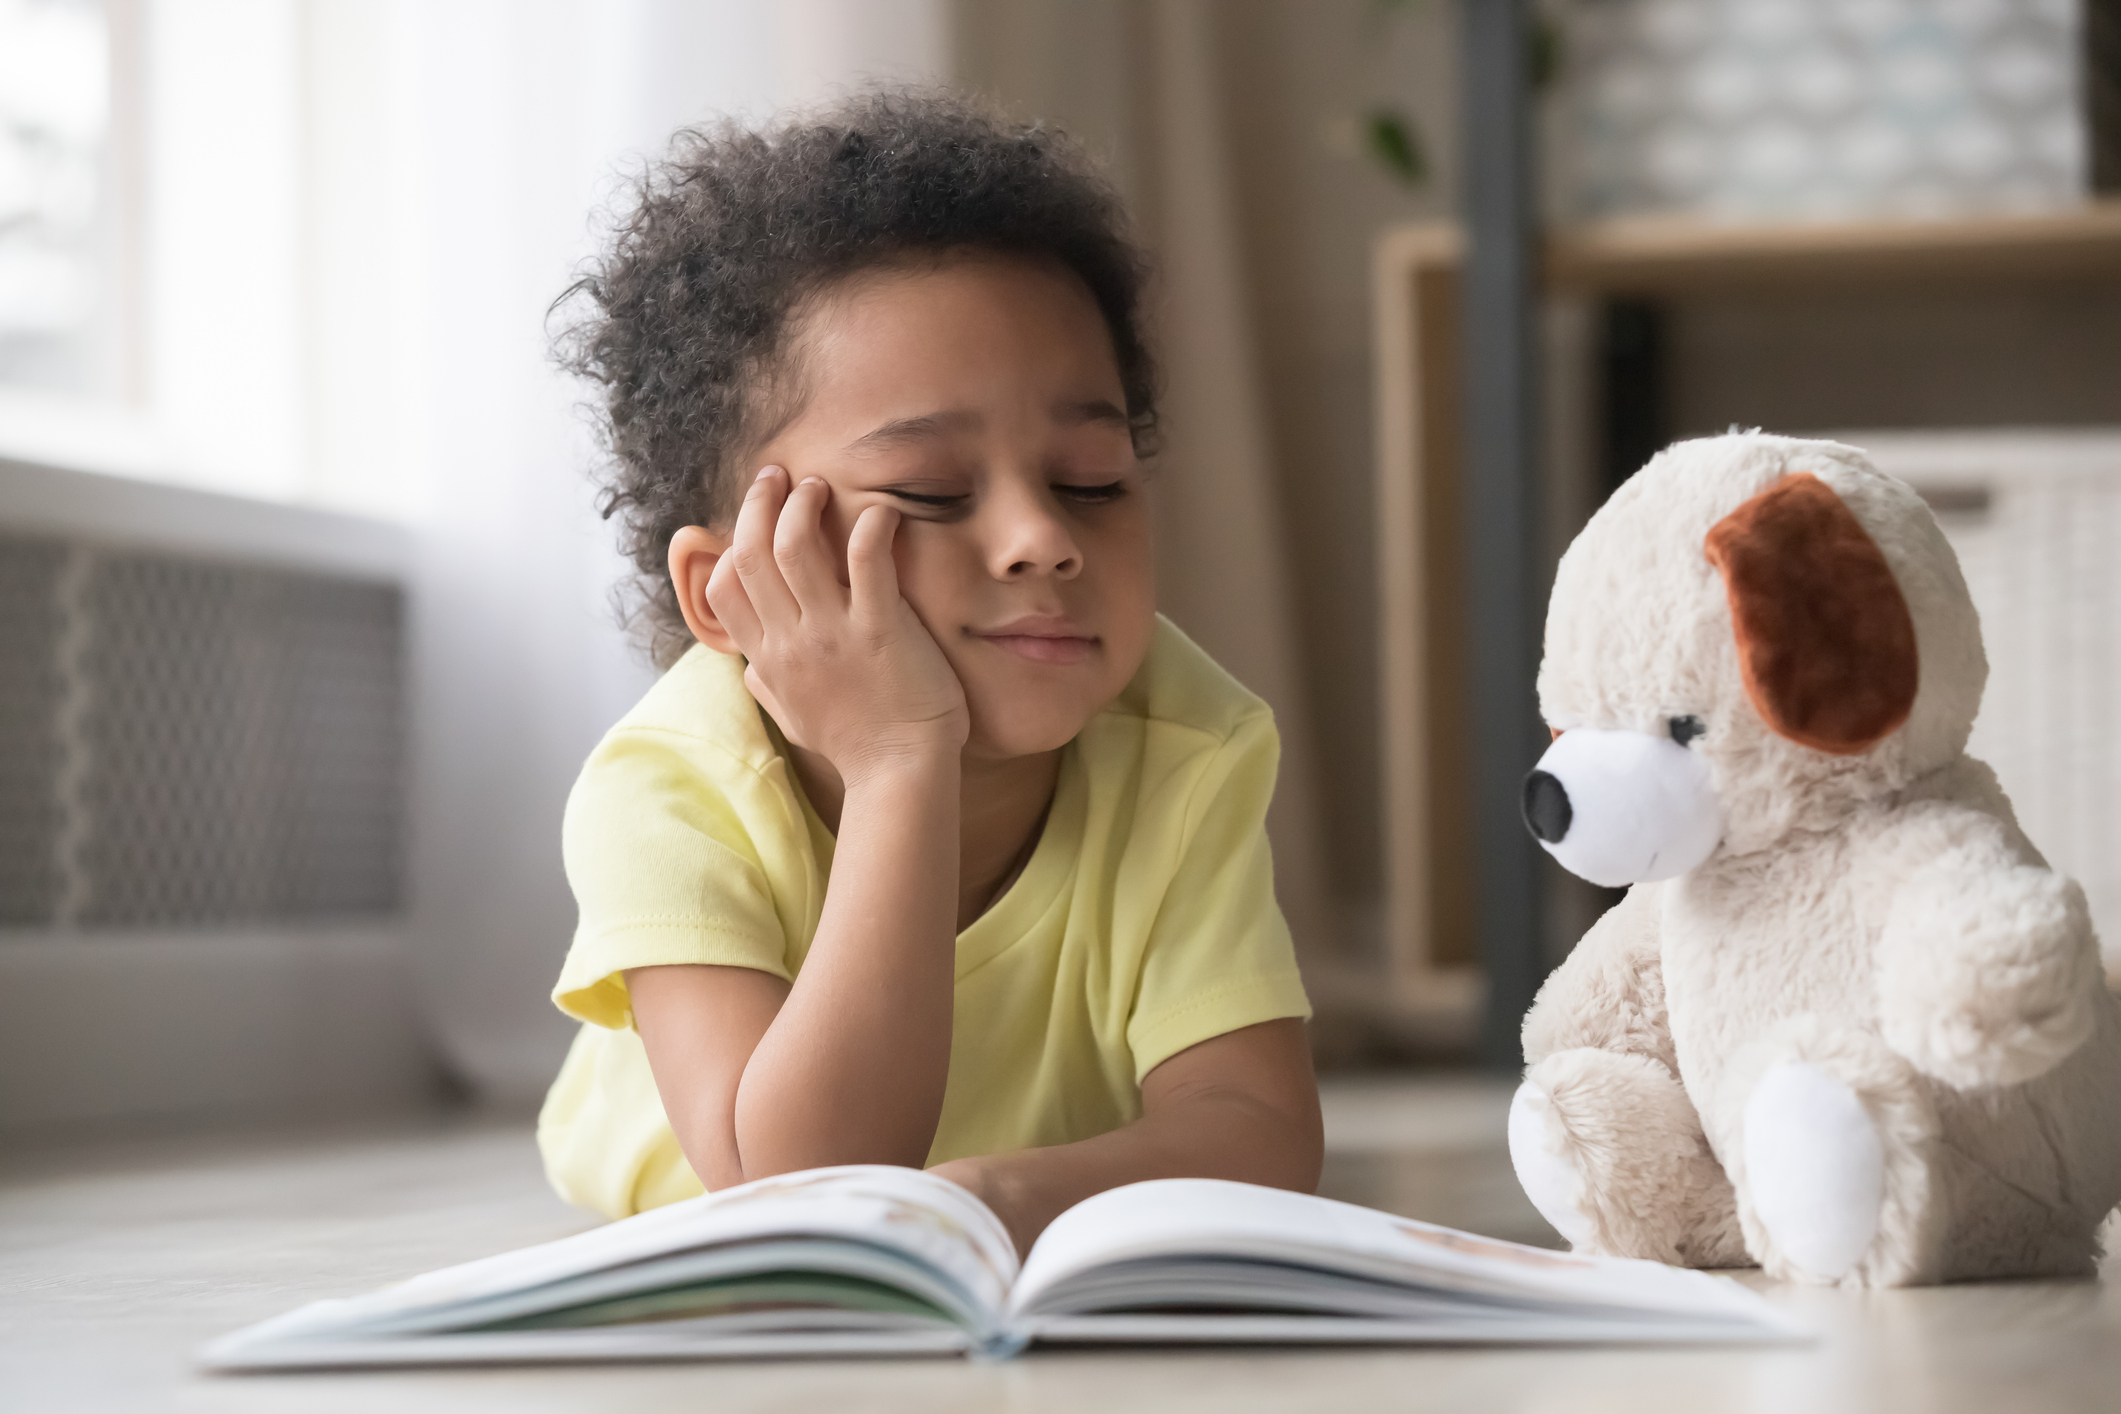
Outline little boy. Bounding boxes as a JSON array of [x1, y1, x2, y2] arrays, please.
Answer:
[[539, 92, 1320, 1253]]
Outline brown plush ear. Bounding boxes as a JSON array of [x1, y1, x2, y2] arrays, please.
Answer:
[[1703, 472, 1918, 755]]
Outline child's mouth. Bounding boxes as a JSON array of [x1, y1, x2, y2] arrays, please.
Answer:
[[982, 634, 1097, 665], [972, 617, 1099, 666]]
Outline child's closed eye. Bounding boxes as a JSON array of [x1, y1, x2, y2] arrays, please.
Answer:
[[885, 488, 969, 509], [1054, 480, 1128, 504], [883, 481, 1126, 510]]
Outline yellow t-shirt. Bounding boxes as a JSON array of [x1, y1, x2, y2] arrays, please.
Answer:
[[537, 615, 1312, 1219]]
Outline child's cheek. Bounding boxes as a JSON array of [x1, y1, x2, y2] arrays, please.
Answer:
[[891, 525, 930, 604], [889, 529, 957, 634]]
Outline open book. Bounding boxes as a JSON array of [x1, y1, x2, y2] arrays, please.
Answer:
[[201, 1166, 1803, 1368]]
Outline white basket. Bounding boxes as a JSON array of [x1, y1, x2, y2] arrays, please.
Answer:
[[1840, 428, 2121, 974]]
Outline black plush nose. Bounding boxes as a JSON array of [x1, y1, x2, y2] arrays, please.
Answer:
[[1522, 770, 1572, 844]]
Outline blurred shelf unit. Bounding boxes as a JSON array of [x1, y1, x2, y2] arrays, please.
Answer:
[[1372, 202, 2121, 1029]]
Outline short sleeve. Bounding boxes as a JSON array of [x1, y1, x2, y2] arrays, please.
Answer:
[[552, 728, 800, 1031], [1124, 711, 1313, 1080]]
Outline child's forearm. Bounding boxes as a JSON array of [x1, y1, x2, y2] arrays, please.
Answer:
[[930, 1019, 1322, 1254], [964, 1095, 1316, 1252], [730, 750, 961, 1175]]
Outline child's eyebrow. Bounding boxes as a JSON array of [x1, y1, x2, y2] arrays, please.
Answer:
[[844, 398, 1128, 456], [1054, 398, 1129, 429], [844, 410, 977, 455]]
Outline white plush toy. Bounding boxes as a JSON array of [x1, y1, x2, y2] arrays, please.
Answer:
[[1509, 431, 2121, 1287]]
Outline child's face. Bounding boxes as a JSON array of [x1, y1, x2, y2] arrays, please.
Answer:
[[746, 253, 1158, 762]]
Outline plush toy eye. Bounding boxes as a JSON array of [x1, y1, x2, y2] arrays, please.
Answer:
[[1669, 715, 1706, 747]]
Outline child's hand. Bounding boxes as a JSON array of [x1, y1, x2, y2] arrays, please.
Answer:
[[928, 1155, 1042, 1258], [707, 466, 969, 782]]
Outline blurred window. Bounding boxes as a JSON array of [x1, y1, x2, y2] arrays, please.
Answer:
[[0, 0, 125, 399], [0, 0, 318, 507]]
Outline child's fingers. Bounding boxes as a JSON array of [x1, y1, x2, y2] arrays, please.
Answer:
[[704, 550, 764, 656], [846, 504, 903, 626], [773, 478, 844, 616], [727, 466, 800, 631]]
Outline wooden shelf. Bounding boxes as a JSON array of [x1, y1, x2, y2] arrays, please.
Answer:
[[1547, 202, 2121, 292], [1368, 202, 2121, 1033]]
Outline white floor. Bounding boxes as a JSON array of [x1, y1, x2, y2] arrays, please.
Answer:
[[6, 1075, 2120, 1413]]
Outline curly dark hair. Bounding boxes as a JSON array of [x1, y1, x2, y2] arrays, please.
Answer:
[[554, 88, 1160, 667]]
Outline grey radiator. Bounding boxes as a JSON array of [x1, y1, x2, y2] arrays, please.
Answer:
[[0, 535, 404, 929], [0, 459, 434, 1130]]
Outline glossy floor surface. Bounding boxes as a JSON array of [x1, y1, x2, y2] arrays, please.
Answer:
[[5, 1074, 2117, 1413]]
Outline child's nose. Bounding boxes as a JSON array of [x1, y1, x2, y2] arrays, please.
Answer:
[[987, 487, 1083, 580]]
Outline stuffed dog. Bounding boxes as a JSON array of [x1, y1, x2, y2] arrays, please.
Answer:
[[1509, 431, 2121, 1287]]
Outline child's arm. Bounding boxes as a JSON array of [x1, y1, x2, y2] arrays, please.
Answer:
[[631, 467, 968, 1185], [929, 1017, 1323, 1255]]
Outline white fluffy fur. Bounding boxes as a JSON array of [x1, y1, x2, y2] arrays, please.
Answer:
[[1743, 1061, 1885, 1280], [1516, 432, 2121, 1287], [1507, 1082, 1597, 1248]]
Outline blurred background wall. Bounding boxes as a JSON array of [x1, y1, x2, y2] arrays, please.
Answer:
[[3, 0, 2118, 1128]]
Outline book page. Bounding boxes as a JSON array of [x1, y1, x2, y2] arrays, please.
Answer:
[[1009, 1179, 1782, 1327], [234, 1166, 1018, 1347]]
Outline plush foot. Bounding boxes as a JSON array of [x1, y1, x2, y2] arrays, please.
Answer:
[[1512, 1049, 1743, 1265], [1507, 1081, 1595, 1248], [1742, 1061, 1885, 1281]]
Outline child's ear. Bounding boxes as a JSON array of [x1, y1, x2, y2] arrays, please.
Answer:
[[668, 524, 740, 655]]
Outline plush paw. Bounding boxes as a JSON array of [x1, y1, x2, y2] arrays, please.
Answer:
[[1742, 1061, 1884, 1281], [1507, 1081, 1596, 1248], [1879, 861, 2101, 1089]]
